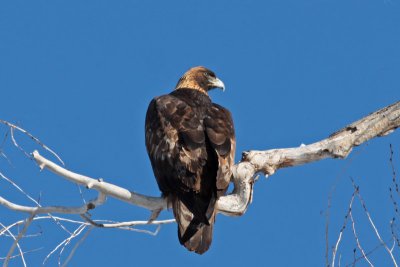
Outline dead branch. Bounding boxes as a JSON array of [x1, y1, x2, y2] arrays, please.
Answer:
[[0, 101, 399, 266], [241, 101, 400, 175], [226, 100, 400, 215], [32, 151, 167, 212], [24, 101, 399, 217]]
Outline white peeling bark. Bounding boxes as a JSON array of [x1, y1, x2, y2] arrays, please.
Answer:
[[242, 101, 400, 175], [0, 192, 106, 215], [32, 150, 168, 212], [23, 101, 399, 217], [221, 101, 400, 215]]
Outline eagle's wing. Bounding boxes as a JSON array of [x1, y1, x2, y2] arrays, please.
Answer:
[[205, 103, 236, 192], [145, 94, 207, 194], [145, 95, 235, 254]]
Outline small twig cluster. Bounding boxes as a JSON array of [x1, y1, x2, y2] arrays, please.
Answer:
[[328, 145, 400, 267], [0, 121, 175, 267]]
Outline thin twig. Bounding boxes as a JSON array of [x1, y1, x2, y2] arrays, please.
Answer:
[[325, 147, 367, 267], [390, 144, 399, 197], [389, 144, 400, 222], [0, 171, 42, 205], [42, 224, 87, 266], [0, 128, 9, 149], [0, 171, 72, 235], [10, 127, 31, 159], [352, 179, 398, 267], [61, 226, 93, 267], [349, 204, 374, 266], [0, 119, 64, 165], [76, 184, 86, 204], [331, 189, 357, 267], [391, 218, 400, 248], [0, 248, 43, 260], [0, 129, 13, 166], [2, 231, 42, 239], [0, 217, 31, 267], [0, 151, 13, 167], [57, 225, 88, 267], [0, 222, 26, 267], [79, 214, 171, 234], [345, 242, 385, 267]]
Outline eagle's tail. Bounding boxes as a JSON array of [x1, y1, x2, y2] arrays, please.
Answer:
[[172, 197, 215, 255]]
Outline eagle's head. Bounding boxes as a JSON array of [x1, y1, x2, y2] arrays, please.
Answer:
[[175, 66, 225, 93]]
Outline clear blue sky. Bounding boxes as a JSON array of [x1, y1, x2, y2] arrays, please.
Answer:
[[1, 1, 399, 266]]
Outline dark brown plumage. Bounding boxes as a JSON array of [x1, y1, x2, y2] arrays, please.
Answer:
[[145, 66, 235, 254]]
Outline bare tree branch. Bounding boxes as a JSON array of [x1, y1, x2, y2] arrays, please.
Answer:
[[1, 101, 399, 266], [0, 193, 105, 215], [225, 101, 400, 215], [23, 101, 400, 216], [241, 101, 400, 174], [32, 151, 167, 212]]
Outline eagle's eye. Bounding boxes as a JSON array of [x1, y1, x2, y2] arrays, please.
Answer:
[[205, 72, 216, 79]]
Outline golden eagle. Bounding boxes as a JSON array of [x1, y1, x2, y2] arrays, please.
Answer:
[[145, 66, 235, 254]]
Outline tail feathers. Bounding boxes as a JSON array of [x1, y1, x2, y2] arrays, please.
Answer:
[[173, 198, 215, 254], [181, 220, 214, 255]]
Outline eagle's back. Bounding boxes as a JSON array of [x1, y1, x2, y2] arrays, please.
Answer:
[[145, 88, 235, 254]]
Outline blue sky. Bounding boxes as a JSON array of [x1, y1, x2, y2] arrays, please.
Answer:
[[0, 0, 399, 266]]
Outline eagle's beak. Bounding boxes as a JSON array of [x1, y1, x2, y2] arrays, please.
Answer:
[[209, 77, 225, 91]]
